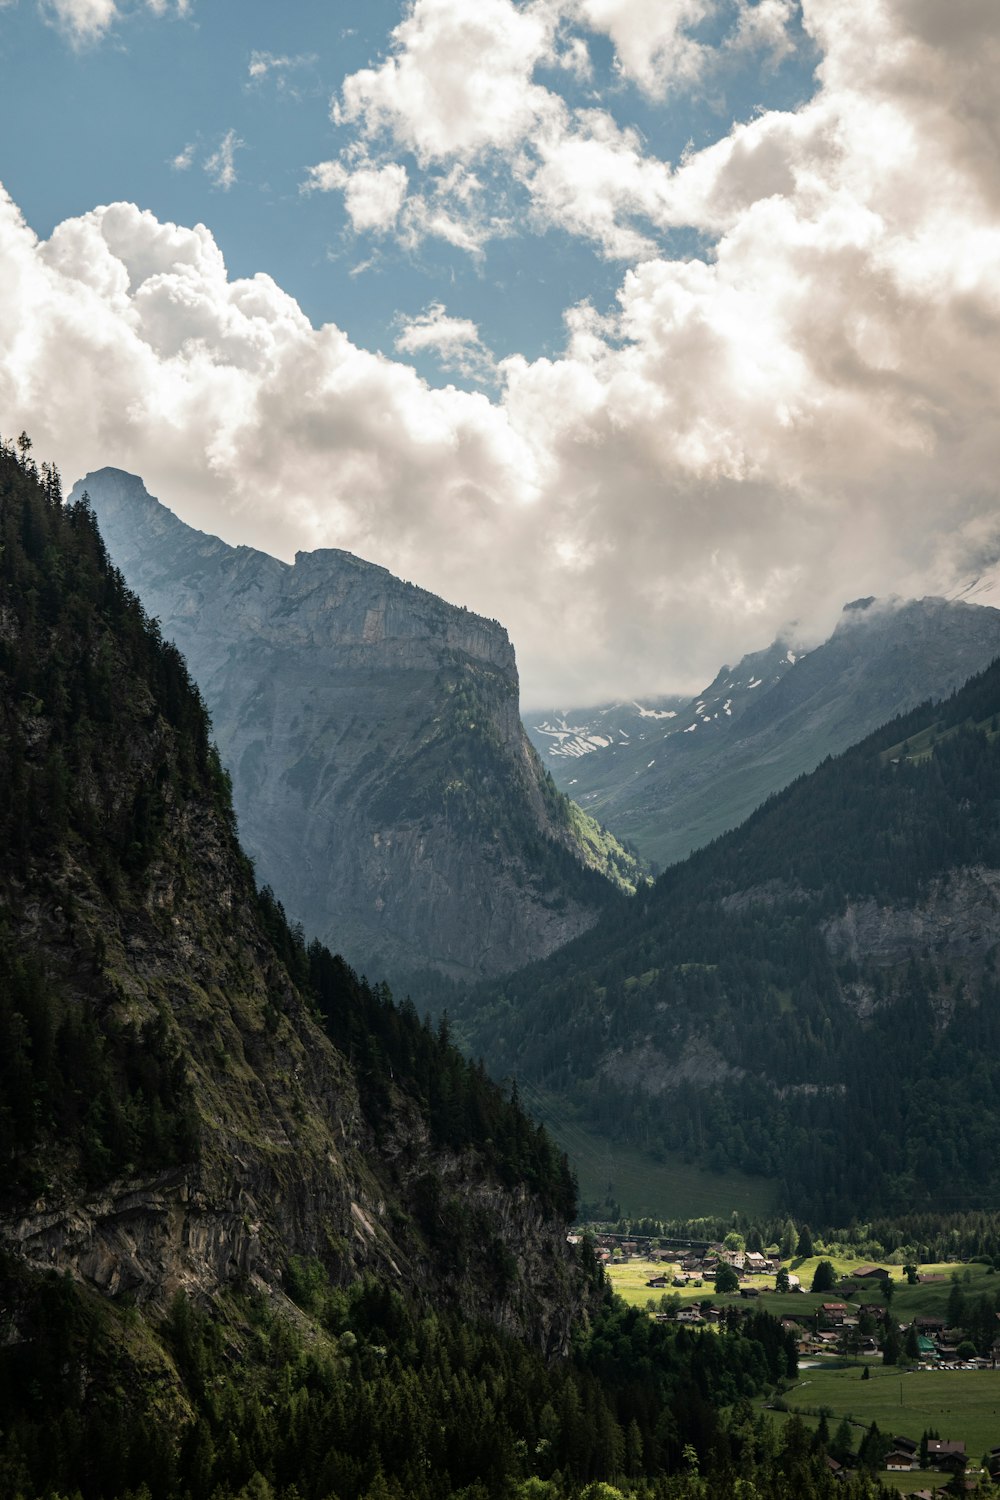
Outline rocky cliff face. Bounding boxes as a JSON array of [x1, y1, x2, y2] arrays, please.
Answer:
[[75, 468, 637, 983], [0, 451, 590, 1357]]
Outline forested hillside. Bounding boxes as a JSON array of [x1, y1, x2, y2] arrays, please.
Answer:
[[0, 438, 882, 1500], [461, 654, 1000, 1222]]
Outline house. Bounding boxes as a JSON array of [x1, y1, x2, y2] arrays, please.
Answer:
[[820, 1303, 848, 1326], [891, 1436, 917, 1456], [745, 1252, 769, 1274], [915, 1316, 946, 1333], [676, 1308, 703, 1324], [855, 1265, 890, 1280], [646, 1275, 671, 1288], [927, 1439, 966, 1468], [885, 1451, 917, 1472]]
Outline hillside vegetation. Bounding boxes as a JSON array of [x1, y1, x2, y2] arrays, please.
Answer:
[[459, 654, 1000, 1221]]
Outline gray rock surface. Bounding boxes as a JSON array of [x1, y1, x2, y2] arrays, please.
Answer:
[[75, 468, 628, 982]]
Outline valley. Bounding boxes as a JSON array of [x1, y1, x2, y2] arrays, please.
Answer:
[[4, 440, 1000, 1500]]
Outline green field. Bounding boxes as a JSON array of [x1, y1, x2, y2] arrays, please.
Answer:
[[512, 1082, 778, 1219], [607, 1256, 999, 1323], [769, 1364, 1000, 1491]]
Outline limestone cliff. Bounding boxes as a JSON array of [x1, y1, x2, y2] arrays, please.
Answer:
[[74, 468, 640, 983]]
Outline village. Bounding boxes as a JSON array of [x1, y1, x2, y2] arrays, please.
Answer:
[[589, 1233, 1000, 1493]]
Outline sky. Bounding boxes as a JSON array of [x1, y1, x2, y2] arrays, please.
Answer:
[[0, 0, 999, 707]]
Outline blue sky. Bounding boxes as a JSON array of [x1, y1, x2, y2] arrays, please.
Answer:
[[0, 1, 998, 705], [0, 0, 817, 385]]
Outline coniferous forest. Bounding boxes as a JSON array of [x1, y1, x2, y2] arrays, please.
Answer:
[[458, 649, 1000, 1222]]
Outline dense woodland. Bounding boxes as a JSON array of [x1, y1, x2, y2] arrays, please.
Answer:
[[0, 1237, 909, 1500], [459, 653, 1000, 1220]]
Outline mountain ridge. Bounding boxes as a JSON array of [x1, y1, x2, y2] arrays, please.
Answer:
[[75, 467, 641, 985], [526, 594, 1000, 869]]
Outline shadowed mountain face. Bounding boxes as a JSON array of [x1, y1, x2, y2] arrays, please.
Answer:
[[468, 655, 1000, 1221], [76, 468, 638, 983], [526, 596, 1000, 868], [0, 445, 583, 1332]]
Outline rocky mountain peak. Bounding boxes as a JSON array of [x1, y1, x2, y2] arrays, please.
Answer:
[[75, 467, 639, 983]]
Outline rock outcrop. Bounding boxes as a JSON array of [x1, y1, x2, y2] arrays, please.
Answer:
[[75, 468, 638, 983]]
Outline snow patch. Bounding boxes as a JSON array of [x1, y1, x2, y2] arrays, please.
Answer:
[[633, 702, 678, 720]]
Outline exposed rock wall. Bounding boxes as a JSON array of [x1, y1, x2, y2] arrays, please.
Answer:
[[77, 468, 630, 982]]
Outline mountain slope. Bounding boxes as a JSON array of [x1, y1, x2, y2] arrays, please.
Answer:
[[463, 655, 1000, 1222], [74, 468, 640, 984], [0, 444, 583, 1339], [0, 441, 824, 1500], [527, 596, 1000, 869]]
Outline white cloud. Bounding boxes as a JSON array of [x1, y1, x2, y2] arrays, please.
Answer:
[[247, 50, 316, 89], [41, 0, 188, 41], [42, 0, 118, 41], [204, 129, 243, 191], [304, 159, 408, 234], [333, 0, 565, 162], [395, 303, 497, 382], [728, 0, 797, 64], [525, 108, 676, 259], [573, 0, 717, 96], [3, 2, 1000, 704], [170, 143, 195, 172]]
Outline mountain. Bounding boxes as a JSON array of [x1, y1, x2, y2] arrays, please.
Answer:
[[73, 468, 641, 985], [526, 596, 1000, 869], [0, 444, 582, 1328], [0, 442, 818, 1500], [462, 653, 1000, 1223]]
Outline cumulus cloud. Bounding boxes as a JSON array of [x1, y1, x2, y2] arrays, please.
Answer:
[[303, 159, 408, 234], [394, 303, 497, 382], [333, 0, 564, 162], [326, 0, 804, 262], [572, 0, 717, 96], [3, 0, 1000, 704]]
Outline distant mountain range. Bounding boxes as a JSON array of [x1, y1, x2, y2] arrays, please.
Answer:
[[466, 652, 1000, 1221], [525, 595, 1000, 869], [75, 468, 640, 983]]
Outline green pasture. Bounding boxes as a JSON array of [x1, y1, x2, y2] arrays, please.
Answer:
[[510, 1077, 777, 1220], [767, 1364, 1000, 1487], [607, 1255, 999, 1328], [545, 1118, 776, 1220]]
